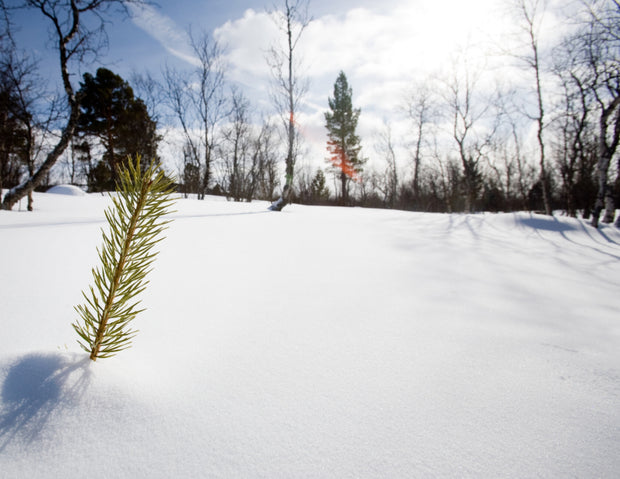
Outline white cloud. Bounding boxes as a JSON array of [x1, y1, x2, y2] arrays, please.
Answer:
[[213, 1, 522, 115], [161, 0, 574, 172], [214, 9, 280, 80], [128, 3, 200, 67]]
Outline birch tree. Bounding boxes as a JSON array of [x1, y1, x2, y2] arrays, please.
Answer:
[[267, 0, 311, 211], [576, 0, 620, 227], [443, 56, 493, 213], [221, 87, 252, 202], [513, 0, 553, 215], [552, 39, 596, 218], [162, 32, 227, 200], [375, 123, 398, 208], [404, 81, 434, 204]]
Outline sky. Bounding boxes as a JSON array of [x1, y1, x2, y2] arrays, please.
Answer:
[[6, 0, 569, 177]]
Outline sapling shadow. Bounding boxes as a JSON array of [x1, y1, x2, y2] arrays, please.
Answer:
[[0, 353, 91, 451]]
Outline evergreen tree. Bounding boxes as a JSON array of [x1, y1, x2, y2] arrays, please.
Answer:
[[324, 71, 363, 205], [75, 68, 160, 191], [181, 141, 201, 197], [0, 68, 30, 193], [310, 168, 329, 203]]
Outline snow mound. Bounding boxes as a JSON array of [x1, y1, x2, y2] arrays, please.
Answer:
[[46, 185, 86, 196]]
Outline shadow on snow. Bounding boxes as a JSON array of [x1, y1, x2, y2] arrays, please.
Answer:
[[0, 353, 91, 452], [516, 215, 578, 233], [0, 208, 273, 230]]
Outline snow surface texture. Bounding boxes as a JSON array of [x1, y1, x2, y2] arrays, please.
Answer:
[[1, 192, 619, 478]]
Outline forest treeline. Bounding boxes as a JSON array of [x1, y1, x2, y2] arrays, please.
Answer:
[[1, 0, 619, 227]]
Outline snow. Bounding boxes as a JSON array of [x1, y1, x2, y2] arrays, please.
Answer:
[[1, 191, 619, 478], [45, 185, 86, 196]]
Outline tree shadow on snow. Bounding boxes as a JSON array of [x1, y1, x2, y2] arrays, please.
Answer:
[[0, 352, 91, 452], [516, 215, 578, 233], [515, 213, 620, 261], [172, 210, 274, 220]]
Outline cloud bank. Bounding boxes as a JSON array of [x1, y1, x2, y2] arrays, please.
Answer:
[[130, 0, 573, 172], [209, 1, 513, 166]]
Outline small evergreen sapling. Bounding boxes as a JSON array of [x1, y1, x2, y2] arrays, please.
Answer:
[[73, 156, 176, 360]]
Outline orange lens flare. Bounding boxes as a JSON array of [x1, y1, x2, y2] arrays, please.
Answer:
[[327, 141, 359, 182]]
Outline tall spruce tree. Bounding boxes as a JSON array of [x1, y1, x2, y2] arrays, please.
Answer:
[[325, 71, 363, 205]]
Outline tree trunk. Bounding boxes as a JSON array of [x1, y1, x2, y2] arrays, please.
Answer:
[[2, 108, 79, 210], [340, 169, 348, 206], [591, 98, 620, 227], [413, 127, 422, 201], [0, 0, 81, 211], [591, 155, 612, 228], [269, 1, 308, 211], [533, 49, 552, 216], [519, 0, 552, 215], [201, 116, 211, 199], [603, 191, 615, 223], [271, 82, 296, 211]]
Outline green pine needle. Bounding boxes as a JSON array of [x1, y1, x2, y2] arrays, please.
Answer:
[[73, 156, 176, 361]]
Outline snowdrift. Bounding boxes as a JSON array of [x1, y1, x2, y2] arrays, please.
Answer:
[[46, 185, 86, 196]]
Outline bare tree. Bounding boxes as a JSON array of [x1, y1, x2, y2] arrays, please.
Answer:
[[0, 46, 40, 207], [506, 103, 534, 210], [492, 85, 538, 210], [574, 0, 620, 227], [221, 87, 251, 202], [442, 55, 495, 213], [293, 161, 314, 204], [1, 6, 54, 206], [374, 122, 399, 208], [512, 0, 553, 215], [266, 0, 311, 211], [161, 66, 200, 190], [252, 119, 280, 201], [403, 81, 434, 203], [190, 31, 228, 198], [131, 69, 164, 125], [161, 31, 227, 200], [353, 168, 383, 208], [429, 136, 462, 213], [1, 0, 144, 211], [551, 38, 596, 218]]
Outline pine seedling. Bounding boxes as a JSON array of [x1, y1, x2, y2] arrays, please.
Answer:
[[73, 156, 176, 361]]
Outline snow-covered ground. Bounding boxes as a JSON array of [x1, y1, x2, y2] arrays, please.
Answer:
[[1, 190, 619, 478]]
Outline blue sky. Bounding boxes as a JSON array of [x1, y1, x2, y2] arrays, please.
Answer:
[[9, 0, 401, 88], [6, 0, 567, 172]]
